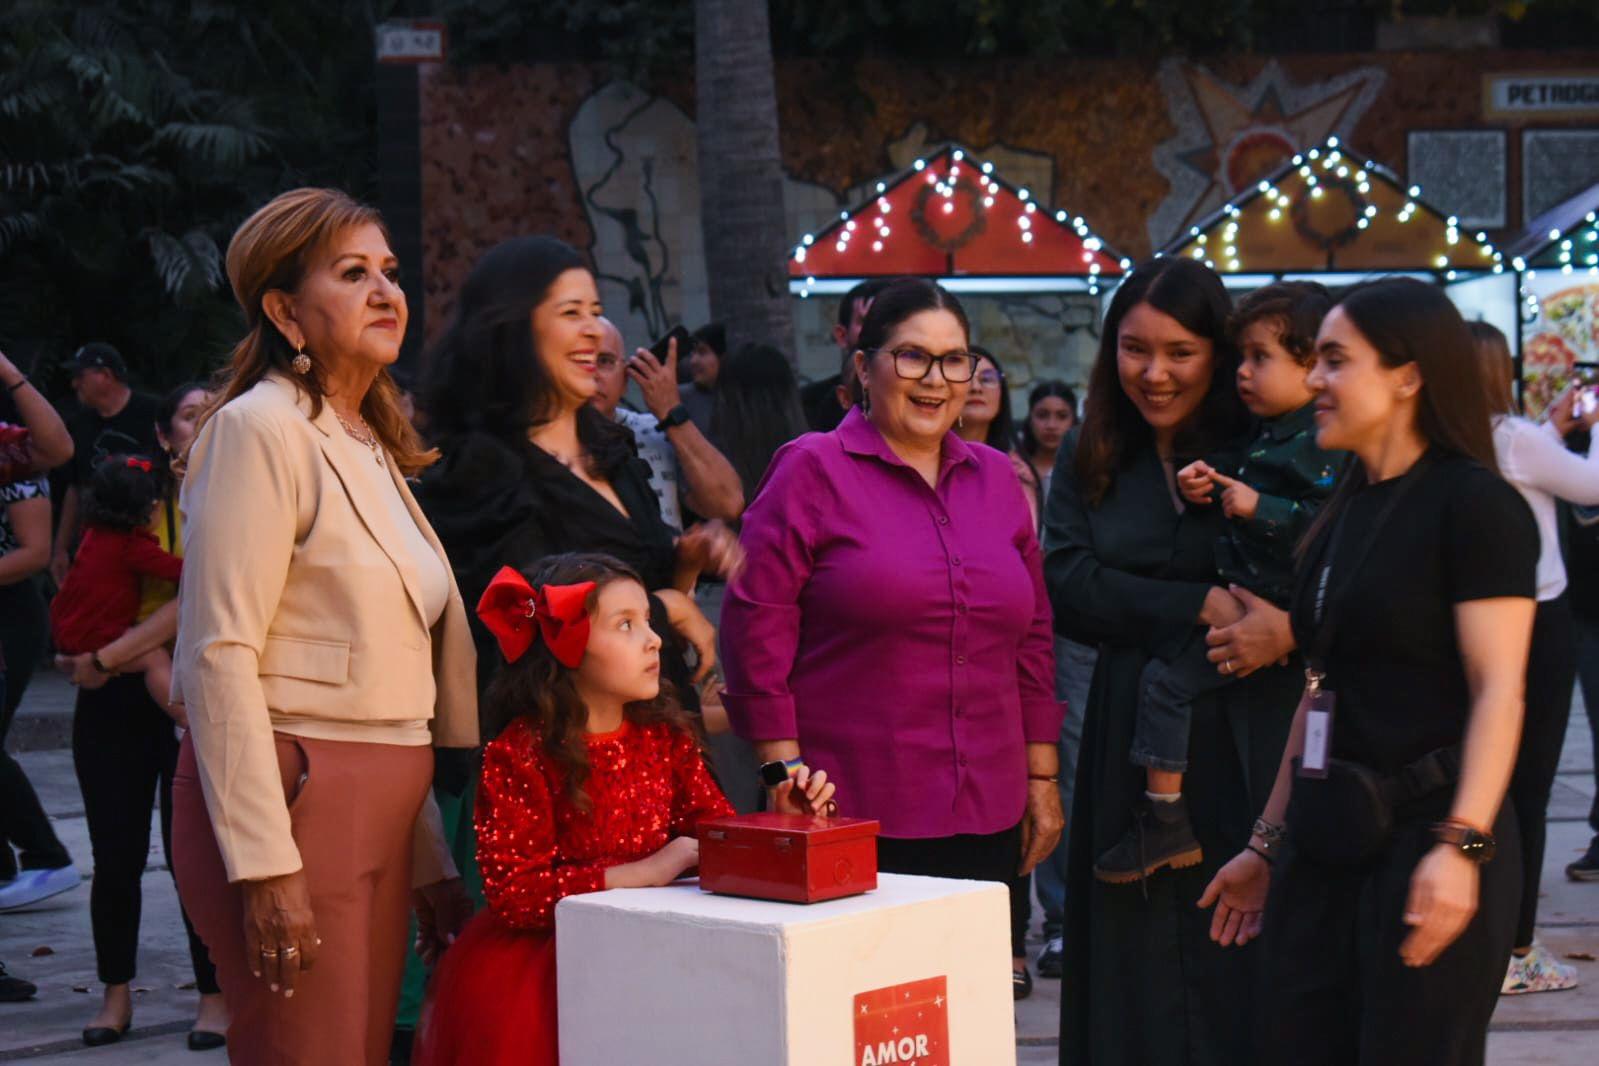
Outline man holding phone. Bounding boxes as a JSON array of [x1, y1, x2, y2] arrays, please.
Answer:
[[591, 318, 743, 532]]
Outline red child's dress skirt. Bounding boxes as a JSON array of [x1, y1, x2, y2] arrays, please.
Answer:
[[414, 914, 558, 1066]]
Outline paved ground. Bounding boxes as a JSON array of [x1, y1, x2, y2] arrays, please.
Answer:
[[3, 672, 1596, 1063]]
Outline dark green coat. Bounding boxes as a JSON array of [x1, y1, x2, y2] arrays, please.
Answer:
[[1045, 434, 1301, 1066]]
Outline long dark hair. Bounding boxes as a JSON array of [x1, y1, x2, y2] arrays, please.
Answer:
[[483, 552, 696, 811], [1019, 379, 1077, 459], [1301, 279, 1500, 554], [711, 342, 808, 495], [422, 236, 634, 477], [966, 346, 1016, 452], [1076, 258, 1246, 506]]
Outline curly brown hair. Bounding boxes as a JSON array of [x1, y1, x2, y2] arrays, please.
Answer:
[[483, 552, 697, 811], [1226, 281, 1333, 368]]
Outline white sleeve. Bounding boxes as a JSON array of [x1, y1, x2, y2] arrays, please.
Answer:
[[1503, 421, 1599, 506]]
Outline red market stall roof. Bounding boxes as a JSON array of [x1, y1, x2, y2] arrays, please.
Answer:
[[789, 144, 1129, 296], [1156, 136, 1502, 281]]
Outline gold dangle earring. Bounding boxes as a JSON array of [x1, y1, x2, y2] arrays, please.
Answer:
[[291, 342, 311, 375]]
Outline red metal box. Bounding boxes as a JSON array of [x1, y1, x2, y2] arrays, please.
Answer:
[[698, 813, 880, 904]]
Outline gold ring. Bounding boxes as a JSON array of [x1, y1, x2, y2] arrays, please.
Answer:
[[259, 948, 279, 958], [1224, 659, 1234, 674], [281, 946, 299, 958]]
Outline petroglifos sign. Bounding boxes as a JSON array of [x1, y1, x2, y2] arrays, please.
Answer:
[[1485, 72, 1599, 121]]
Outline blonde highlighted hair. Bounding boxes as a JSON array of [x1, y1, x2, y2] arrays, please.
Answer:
[[205, 187, 436, 474]]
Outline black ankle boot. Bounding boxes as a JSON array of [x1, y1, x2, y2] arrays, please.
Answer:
[[1093, 795, 1203, 885]]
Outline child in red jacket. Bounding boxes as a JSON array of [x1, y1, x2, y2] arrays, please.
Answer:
[[51, 455, 182, 707]]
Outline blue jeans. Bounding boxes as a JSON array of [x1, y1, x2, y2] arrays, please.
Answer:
[[1131, 631, 1235, 773], [1035, 636, 1095, 941]]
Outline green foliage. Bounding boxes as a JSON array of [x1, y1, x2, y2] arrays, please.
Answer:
[[0, 0, 397, 390]]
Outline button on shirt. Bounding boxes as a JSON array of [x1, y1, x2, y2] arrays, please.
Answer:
[[721, 407, 1063, 839]]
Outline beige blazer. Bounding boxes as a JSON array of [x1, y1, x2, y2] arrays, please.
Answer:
[[174, 374, 478, 884]]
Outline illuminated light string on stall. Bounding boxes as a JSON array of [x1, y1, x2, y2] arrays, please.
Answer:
[[1505, 202, 1599, 325], [787, 143, 1129, 298], [1156, 135, 1501, 280]]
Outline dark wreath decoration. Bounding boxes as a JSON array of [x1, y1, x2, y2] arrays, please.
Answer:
[[1290, 173, 1368, 251], [910, 174, 989, 252]]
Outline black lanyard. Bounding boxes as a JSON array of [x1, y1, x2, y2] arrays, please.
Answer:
[[1308, 451, 1433, 674]]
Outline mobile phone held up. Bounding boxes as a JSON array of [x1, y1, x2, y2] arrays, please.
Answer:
[[1578, 386, 1599, 419], [646, 325, 693, 366]]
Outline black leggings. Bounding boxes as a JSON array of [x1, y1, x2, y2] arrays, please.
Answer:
[[878, 823, 1028, 959], [0, 578, 69, 881], [72, 676, 218, 993], [1507, 595, 1577, 948]]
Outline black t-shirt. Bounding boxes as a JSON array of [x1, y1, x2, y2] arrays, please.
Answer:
[[1290, 452, 1537, 773], [63, 392, 163, 487]]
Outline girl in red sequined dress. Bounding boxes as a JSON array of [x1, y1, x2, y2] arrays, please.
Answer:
[[415, 553, 833, 1066]]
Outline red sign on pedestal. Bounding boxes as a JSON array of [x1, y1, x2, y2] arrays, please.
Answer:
[[853, 975, 949, 1066]]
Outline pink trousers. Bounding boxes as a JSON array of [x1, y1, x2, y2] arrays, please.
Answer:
[[172, 731, 432, 1065]]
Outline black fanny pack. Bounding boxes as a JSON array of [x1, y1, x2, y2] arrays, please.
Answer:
[[1288, 745, 1460, 867]]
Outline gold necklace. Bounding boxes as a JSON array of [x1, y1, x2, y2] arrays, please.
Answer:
[[334, 410, 384, 467]]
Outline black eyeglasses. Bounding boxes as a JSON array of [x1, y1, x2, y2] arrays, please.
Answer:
[[871, 347, 980, 383]]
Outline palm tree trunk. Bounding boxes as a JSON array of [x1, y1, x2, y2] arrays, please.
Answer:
[[694, 0, 796, 362]]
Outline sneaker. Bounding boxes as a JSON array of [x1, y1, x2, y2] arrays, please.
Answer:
[[0, 865, 80, 912], [1012, 965, 1033, 1001], [1567, 838, 1599, 882], [1037, 936, 1064, 979], [1501, 943, 1579, 995], [1093, 796, 1203, 885], [0, 961, 36, 1002]]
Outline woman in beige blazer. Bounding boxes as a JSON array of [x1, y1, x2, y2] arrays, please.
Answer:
[[170, 187, 478, 1066]]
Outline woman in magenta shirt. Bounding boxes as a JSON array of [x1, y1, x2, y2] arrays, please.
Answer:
[[721, 278, 1065, 978]]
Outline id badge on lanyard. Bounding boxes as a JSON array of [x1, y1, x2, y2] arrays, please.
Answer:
[[1296, 669, 1335, 779]]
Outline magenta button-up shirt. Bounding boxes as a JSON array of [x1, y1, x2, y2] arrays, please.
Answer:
[[721, 407, 1063, 839]]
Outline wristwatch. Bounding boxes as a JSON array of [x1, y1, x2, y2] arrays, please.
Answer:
[[656, 404, 691, 431], [1429, 821, 1497, 864], [758, 757, 805, 788]]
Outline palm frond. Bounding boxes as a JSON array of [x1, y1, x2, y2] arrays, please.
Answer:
[[0, 210, 45, 254], [152, 121, 268, 169], [147, 229, 195, 299]]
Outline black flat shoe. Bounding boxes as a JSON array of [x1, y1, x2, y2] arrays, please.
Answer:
[[188, 1029, 227, 1051], [82, 1021, 130, 1047], [1013, 965, 1034, 1001]]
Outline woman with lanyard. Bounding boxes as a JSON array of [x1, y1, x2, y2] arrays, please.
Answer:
[[1201, 279, 1537, 1065]]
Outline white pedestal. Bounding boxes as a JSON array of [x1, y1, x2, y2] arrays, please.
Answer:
[[556, 873, 1015, 1066]]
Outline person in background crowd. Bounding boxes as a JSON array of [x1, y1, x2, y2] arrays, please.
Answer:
[[954, 343, 1045, 986], [678, 322, 725, 440], [722, 277, 1064, 1003], [1564, 493, 1599, 883], [957, 345, 1017, 452], [50, 456, 183, 706], [1468, 321, 1599, 994], [711, 342, 808, 500], [1046, 257, 1296, 1065], [170, 188, 478, 1065], [800, 277, 893, 432], [417, 236, 738, 716], [0, 347, 78, 916], [49, 380, 228, 1049], [1006, 378, 1093, 981], [1202, 280, 1536, 1066], [49, 343, 162, 585], [590, 317, 744, 532], [1016, 381, 1077, 517]]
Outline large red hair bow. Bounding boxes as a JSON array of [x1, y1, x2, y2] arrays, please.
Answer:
[[475, 566, 595, 667]]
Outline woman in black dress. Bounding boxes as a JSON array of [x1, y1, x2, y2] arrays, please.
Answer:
[[1045, 258, 1301, 1065], [1202, 280, 1537, 1065], [416, 237, 736, 712]]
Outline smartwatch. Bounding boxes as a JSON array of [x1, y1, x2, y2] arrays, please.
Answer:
[[657, 404, 691, 431], [758, 757, 804, 788], [1429, 821, 1497, 864]]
